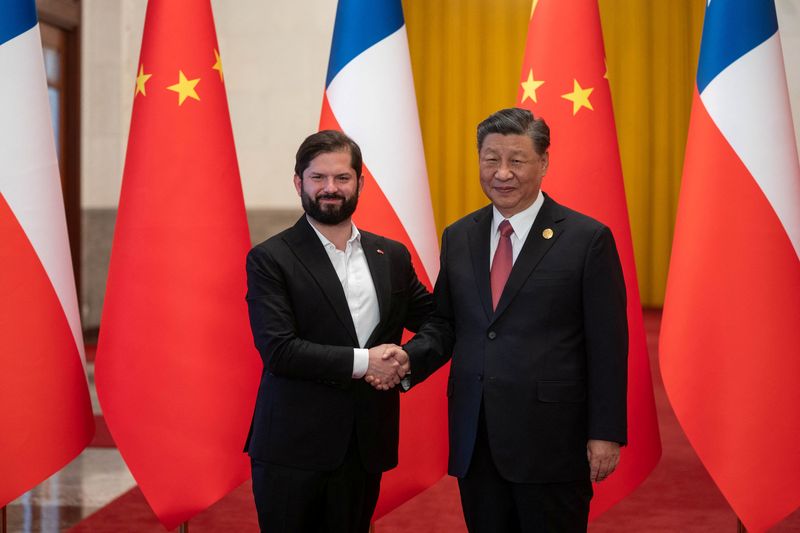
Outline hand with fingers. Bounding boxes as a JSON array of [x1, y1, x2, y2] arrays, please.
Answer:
[[364, 344, 409, 390], [587, 439, 620, 483]]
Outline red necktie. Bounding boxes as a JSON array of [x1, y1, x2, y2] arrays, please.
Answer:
[[490, 220, 514, 310]]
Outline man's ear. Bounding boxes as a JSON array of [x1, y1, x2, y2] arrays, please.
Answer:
[[357, 174, 365, 194], [293, 174, 302, 196]]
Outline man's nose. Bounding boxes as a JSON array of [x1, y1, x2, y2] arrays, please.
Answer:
[[322, 177, 338, 192], [495, 161, 513, 180]]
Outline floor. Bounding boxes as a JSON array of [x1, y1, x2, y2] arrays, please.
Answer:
[[4, 448, 135, 533], [3, 362, 136, 533], [4, 312, 800, 532]]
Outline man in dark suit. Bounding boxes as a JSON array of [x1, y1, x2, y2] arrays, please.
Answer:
[[376, 108, 628, 532], [244, 130, 432, 532]]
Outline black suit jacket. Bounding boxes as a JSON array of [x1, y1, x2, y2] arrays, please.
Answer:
[[405, 194, 628, 483], [244, 217, 433, 473]]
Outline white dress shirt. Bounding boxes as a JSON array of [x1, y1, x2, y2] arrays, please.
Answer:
[[489, 190, 545, 268], [308, 217, 379, 378]]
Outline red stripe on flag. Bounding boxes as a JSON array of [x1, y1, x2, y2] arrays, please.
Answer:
[[0, 193, 93, 506], [661, 89, 800, 532], [320, 94, 449, 518]]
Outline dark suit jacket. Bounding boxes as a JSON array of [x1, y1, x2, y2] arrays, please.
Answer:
[[244, 216, 432, 474], [405, 194, 628, 483]]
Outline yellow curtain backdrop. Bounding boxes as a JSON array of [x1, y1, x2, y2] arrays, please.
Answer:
[[402, 0, 705, 306]]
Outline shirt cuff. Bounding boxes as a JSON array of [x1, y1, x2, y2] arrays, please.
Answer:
[[352, 348, 369, 378]]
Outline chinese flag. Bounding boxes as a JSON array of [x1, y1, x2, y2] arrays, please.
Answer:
[[94, 0, 261, 528], [319, 0, 447, 517], [660, 1, 800, 530], [516, 0, 661, 518], [0, 0, 93, 507]]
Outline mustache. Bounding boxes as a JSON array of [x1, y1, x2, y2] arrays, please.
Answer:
[[316, 194, 345, 201]]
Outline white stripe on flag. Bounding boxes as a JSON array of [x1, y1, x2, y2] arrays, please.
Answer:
[[326, 26, 439, 281], [0, 25, 85, 360], [700, 32, 800, 259]]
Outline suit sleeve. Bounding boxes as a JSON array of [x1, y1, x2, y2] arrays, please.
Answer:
[[245, 246, 353, 386], [583, 225, 628, 444], [404, 227, 456, 386], [399, 245, 434, 333]]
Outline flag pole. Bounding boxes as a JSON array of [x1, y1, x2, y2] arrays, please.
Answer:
[[179, 521, 188, 533], [737, 518, 746, 533]]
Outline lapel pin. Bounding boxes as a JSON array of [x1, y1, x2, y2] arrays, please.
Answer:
[[542, 228, 554, 239], [376, 249, 385, 255]]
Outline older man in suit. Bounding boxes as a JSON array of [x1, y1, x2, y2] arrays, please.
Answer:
[[244, 130, 432, 532], [376, 108, 628, 532]]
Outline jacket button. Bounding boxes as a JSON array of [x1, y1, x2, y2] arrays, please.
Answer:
[[477, 375, 483, 382], [487, 331, 497, 340]]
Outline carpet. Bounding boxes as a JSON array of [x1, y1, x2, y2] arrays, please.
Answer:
[[70, 311, 800, 532]]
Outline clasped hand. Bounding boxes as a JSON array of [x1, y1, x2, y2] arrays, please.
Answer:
[[364, 344, 409, 391]]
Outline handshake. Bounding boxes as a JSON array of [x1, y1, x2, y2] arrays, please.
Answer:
[[364, 344, 409, 391]]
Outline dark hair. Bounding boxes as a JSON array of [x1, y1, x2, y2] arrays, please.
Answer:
[[477, 107, 550, 155], [294, 130, 363, 179]]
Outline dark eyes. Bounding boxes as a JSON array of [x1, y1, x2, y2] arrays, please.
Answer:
[[308, 175, 352, 181]]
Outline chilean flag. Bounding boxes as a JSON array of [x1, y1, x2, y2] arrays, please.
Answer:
[[0, 0, 94, 507], [320, 0, 448, 517], [660, 1, 800, 531]]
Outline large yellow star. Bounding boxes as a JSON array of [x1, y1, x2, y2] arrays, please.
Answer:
[[167, 70, 200, 105], [135, 64, 152, 97], [561, 79, 594, 115], [520, 69, 545, 104], [212, 49, 224, 83]]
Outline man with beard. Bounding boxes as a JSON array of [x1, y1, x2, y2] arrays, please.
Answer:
[[244, 130, 432, 532]]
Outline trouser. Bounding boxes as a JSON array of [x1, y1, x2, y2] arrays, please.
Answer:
[[458, 405, 592, 533], [251, 434, 381, 533]]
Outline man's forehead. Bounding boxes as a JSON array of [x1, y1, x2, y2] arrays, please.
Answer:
[[481, 135, 536, 151], [306, 151, 352, 169]]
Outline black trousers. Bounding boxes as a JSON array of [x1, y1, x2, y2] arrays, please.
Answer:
[[251, 434, 381, 533], [458, 406, 592, 533]]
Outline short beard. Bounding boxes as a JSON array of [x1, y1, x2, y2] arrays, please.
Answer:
[[301, 189, 359, 225]]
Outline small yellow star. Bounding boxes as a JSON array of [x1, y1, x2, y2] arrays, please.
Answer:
[[212, 49, 224, 83], [135, 64, 152, 97], [167, 70, 200, 105], [520, 69, 545, 104], [561, 79, 594, 115]]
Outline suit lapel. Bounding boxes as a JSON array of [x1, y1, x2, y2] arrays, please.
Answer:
[[361, 232, 390, 347], [284, 217, 359, 345], [492, 195, 566, 323], [467, 206, 494, 322]]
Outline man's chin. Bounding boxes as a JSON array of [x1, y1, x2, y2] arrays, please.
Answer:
[[308, 210, 348, 225]]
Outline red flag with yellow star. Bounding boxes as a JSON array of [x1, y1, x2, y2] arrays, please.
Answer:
[[517, 0, 661, 518], [94, 0, 260, 528]]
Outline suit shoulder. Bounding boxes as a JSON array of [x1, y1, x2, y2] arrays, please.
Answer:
[[359, 230, 411, 258], [552, 201, 609, 234], [248, 226, 294, 260], [358, 229, 408, 251], [445, 205, 493, 234]]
